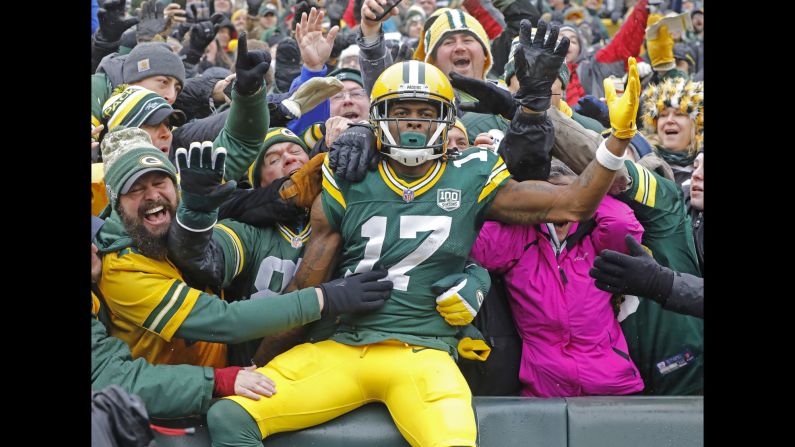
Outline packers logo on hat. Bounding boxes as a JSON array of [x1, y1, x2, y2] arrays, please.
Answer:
[[280, 128, 298, 138], [140, 156, 165, 166]]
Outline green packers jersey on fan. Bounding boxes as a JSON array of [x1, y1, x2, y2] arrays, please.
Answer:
[[212, 219, 310, 365], [617, 160, 703, 395], [213, 219, 310, 301], [320, 147, 511, 355]]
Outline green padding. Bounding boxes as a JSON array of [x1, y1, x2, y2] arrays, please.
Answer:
[[151, 397, 704, 447], [474, 397, 567, 447], [264, 403, 409, 446], [566, 397, 704, 447]]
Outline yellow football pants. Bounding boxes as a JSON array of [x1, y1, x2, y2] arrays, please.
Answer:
[[225, 339, 476, 447]]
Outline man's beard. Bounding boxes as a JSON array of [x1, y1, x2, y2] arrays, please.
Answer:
[[119, 198, 176, 260]]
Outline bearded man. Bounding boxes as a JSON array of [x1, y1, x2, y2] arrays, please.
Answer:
[[93, 127, 393, 368]]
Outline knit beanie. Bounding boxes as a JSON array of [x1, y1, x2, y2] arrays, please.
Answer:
[[558, 23, 587, 59], [424, 9, 492, 79], [122, 42, 186, 88], [100, 127, 178, 207], [329, 67, 364, 87], [247, 128, 309, 188], [102, 86, 186, 131], [641, 78, 704, 153], [413, 8, 451, 64], [452, 118, 469, 143]]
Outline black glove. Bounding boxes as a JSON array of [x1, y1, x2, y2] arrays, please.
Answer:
[[137, 0, 168, 42], [589, 235, 674, 303], [391, 41, 416, 64], [514, 19, 569, 112], [246, 0, 264, 15], [184, 13, 225, 64], [234, 32, 272, 96], [175, 141, 237, 212], [449, 72, 517, 121], [319, 270, 393, 316], [574, 95, 611, 128], [328, 123, 379, 182], [292, 1, 313, 31], [187, 2, 210, 23], [97, 0, 139, 42]]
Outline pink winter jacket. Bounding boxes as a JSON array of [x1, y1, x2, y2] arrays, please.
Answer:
[[471, 195, 645, 397]]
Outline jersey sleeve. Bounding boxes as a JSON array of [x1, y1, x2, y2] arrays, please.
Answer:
[[320, 152, 345, 232], [99, 250, 203, 342], [475, 149, 513, 213], [212, 219, 264, 289], [623, 160, 685, 215]]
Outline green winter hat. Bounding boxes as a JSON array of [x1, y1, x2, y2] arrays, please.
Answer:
[[247, 127, 309, 188], [100, 127, 178, 207], [102, 85, 186, 131], [328, 67, 364, 87]]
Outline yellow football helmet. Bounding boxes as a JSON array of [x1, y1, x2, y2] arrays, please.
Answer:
[[370, 61, 456, 166]]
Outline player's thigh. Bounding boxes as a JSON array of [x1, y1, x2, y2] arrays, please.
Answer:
[[384, 347, 476, 447], [226, 340, 367, 437]]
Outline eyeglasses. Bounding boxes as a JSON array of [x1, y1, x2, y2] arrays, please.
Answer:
[[331, 89, 368, 101]]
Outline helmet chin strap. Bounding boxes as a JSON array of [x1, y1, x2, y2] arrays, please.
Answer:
[[379, 119, 448, 167]]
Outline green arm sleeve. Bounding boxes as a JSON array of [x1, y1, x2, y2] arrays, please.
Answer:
[[175, 288, 321, 344], [214, 87, 270, 182], [91, 318, 214, 418]]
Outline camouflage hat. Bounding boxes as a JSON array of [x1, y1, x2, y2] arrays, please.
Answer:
[[100, 127, 178, 207]]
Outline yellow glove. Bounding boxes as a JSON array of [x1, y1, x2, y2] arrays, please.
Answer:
[[279, 153, 325, 208], [458, 337, 492, 361], [604, 57, 640, 140], [434, 276, 480, 326], [646, 24, 675, 71], [558, 99, 573, 117]]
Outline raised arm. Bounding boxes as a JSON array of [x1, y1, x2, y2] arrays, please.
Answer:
[[487, 57, 642, 225]]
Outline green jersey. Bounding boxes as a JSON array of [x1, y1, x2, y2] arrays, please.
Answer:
[[212, 218, 310, 365], [320, 148, 511, 355], [618, 160, 703, 395]]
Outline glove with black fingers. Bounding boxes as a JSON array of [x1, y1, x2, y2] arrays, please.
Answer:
[[137, 0, 169, 42], [319, 269, 393, 316], [575, 95, 611, 128], [328, 123, 379, 182], [175, 142, 237, 230], [589, 235, 674, 303], [183, 13, 225, 64], [449, 72, 517, 121], [513, 19, 569, 112], [97, 0, 139, 43], [186, 2, 210, 23], [234, 32, 272, 96]]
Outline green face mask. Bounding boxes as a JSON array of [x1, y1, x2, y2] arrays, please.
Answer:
[[400, 131, 427, 148]]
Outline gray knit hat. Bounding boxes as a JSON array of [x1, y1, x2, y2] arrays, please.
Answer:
[[100, 127, 178, 207], [123, 42, 186, 88]]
